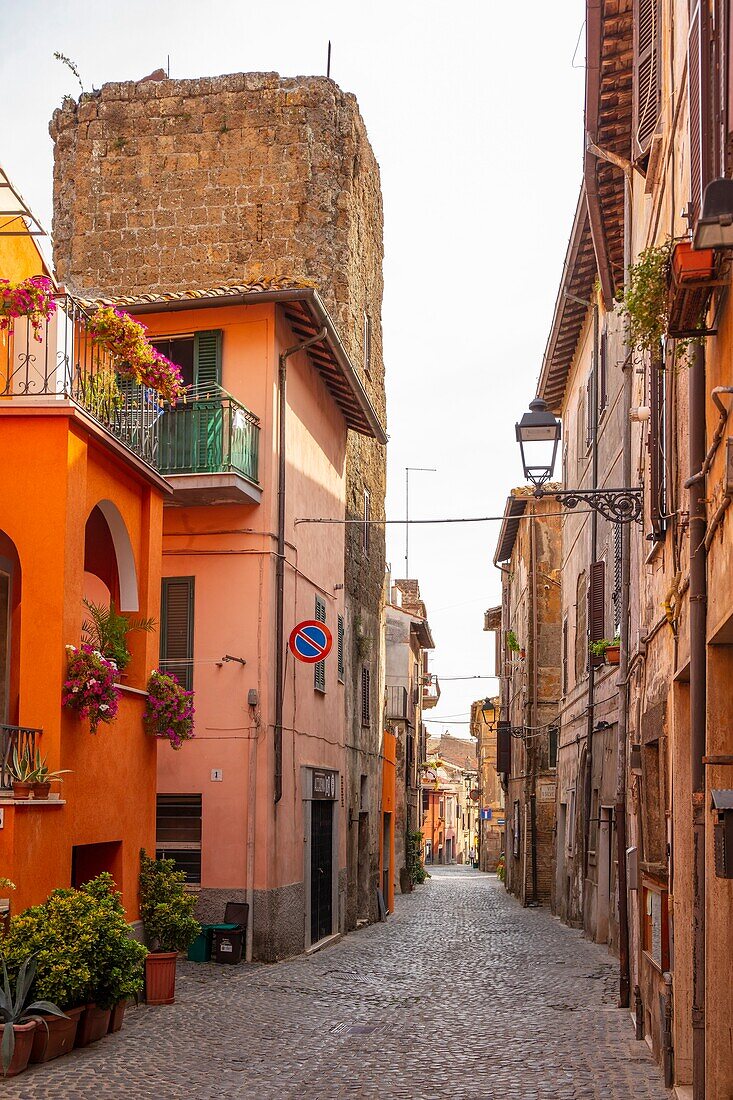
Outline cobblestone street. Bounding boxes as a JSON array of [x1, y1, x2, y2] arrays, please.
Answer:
[[8, 867, 669, 1099]]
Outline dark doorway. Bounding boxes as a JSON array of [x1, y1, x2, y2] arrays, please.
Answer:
[[357, 811, 370, 922], [310, 800, 333, 944], [71, 841, 123, 890]]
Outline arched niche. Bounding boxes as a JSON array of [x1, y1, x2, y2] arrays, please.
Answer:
[[84, 501, 139, 613], [0, 530, 22, 725]]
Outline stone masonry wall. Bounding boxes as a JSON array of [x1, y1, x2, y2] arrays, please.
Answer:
[[50, 70, 387, 940]]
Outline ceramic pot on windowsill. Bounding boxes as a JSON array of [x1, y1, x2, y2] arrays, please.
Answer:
[[605, 645, 620, 666]]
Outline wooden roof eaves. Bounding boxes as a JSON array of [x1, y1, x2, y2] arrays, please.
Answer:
[[536, 185, 597, 414]]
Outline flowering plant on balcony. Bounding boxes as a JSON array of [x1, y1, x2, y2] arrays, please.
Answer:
[[87, 307, 185, 403], [0, 276, 57, 340], [62, 644, 120, 733], [144, 671, 194, 750]]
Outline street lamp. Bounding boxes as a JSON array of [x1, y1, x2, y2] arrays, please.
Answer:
[[515, 397, 561, 489], [693, 179, 733, 250], [515, 397, 643, 524], [481, 697, 497, 725]]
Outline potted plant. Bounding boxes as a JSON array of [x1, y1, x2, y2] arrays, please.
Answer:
[[506, 630, 520, 654], [619, 240, 672, 352], [29, 750, 70, 800], [0, 957, 66, 1078], [62, 644, 120, 733], [87, 306, 186, 403], [144, 671, 195, 750], [139, 851, 200, 1005], [81, 599, 156, 677], [589, 637, 621, 666], [0, 276, 57, 341], [671, 240, 714, 283], [9, 748, 35, 800]]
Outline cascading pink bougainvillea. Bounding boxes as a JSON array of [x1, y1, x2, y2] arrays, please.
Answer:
[[87, 307, 185, 403], [62, 644, 120, 733], [144, 671, 195, 750], [0, 276, 57, 340]]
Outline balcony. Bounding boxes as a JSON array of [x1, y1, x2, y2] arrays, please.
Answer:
[[423, 674, 441, 710], [158, 386, 261, 506], [0, 724, 42, 793], [1, 297, 162, 469]]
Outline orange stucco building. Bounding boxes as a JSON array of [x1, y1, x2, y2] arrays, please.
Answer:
[[92, 285, 385, 960], [0, 175, 165, 922]]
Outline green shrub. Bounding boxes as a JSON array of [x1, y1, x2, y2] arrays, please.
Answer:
[[1, 874, 146, 1010], [406, 830, 428, 886], [139, 850, 200, 953]]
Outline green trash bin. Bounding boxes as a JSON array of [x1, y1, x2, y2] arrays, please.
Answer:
[[188, 924, 215, 963]]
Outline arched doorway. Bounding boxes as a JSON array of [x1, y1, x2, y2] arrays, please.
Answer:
[[0, 531, 21, 726], [83, 501, 139, 614]]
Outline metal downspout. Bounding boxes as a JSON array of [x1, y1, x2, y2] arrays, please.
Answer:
[[530, 510, 539, 905], [615, 170, 633, 1010], [689, 341, 707, 1100], [583, 302, 600, 902], [274, 327, 327, 804]]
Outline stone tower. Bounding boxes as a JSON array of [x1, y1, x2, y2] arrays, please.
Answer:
[[51, 70, 386, 932]]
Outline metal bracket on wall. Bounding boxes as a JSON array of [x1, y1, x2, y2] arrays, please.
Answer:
[[534, 486, 643, 524]]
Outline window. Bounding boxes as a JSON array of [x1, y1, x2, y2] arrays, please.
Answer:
[[576, 391, 586, 466], [599, 330, 608, 413], [156, 794, 202, 884], [585, 374, 593, 452], [687, 0, 712, 223], [612, 525, 622, 635], [575, 572, 587, 682], [151, 335, 195, 390], [649, 352, 667, 539], [151, 330, 222, 394], [160, 577, 195, 690], [314, 595, 326, 693], [633, 0, 661, 158], [363, 489, 370, 553], [562, 616, 569, 695], [642, 882, 670, 970], [422, 790, 429, 814], [363, 311, 372, 377], [548, 726, 559, 770], [361, 665, 371, 726], [513, 800, 520, 859], [337, 614, 345, 682], [566, 788, 577, 856], [439, 797, 445, 819], [588, 560, 606, 668]]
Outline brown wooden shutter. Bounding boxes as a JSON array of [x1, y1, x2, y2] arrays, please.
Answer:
[[562, 617, 569, 695], [160, 577, 194, 690], [648, 353, 666, 538], [589, 561, 606, 668], [497, 721, 511, 774], [688, 0, 712, 224], [634, 0, 661, 156]]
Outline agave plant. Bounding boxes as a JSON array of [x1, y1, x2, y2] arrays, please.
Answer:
[[30, 750, 70, 786], [9, 748, 35, 784], [0, 956, 67, 1075]]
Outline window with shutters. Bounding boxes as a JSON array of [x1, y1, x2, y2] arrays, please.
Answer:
[[562, 615, 569, 695], [156, 794, 202, 884], [337, 614, 345, 683], [363, 311, 372, 378], [599, 330, 608, 415], [314, 595, 326, 693], [151, 336, 195, 389], [585, 374, 593, 452], [633, 0, 661, 158], [588, 560, 606, 668], [363, 489, 370, 553], [576, 390, 586, 467], [612, 525, 622, 635], [688, 0, 712, 224], [497, 721, 511, 774], [160, 577, 194, 690], [193, 330, 223, 394], [649, 354, 667, 539], [361, 665, 371, 726], [548, 727, 559, 770], [575, 571, 588, 681]]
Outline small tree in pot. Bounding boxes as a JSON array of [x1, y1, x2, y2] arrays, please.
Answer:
[[139, 851, 200, 1006]]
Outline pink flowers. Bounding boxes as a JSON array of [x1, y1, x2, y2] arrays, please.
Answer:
[[62, 644, 120, 733], [0, 276, 57, 340], [87, 307, 185, 403], [144, 671, 195, 750]]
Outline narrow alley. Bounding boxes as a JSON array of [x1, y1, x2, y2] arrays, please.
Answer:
[[8, 868, 668, 1100]]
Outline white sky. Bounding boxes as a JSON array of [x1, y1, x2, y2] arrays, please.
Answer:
[[4, 0, 586, 737]]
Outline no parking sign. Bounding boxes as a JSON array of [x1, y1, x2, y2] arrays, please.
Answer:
[[288, 620, 333, 664]]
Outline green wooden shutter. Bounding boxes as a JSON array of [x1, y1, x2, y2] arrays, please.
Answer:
[[194, 331, 223, 469], [161, 577, 195, 691], [314, 596, 326, 693], [337, 615, 344, 683]]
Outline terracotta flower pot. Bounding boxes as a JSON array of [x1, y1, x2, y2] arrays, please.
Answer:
[[672, 241, 714, 283], [605, 646, 621, 666], [29, 1006, 83, 1063], [0, 1020, 36, 1077], [108, 999, 127, 1034], [11, 781, 32, 800], [145, 952, 178, 1005], [32, 781, 51, 800], [75, 1003, 112, 1047]]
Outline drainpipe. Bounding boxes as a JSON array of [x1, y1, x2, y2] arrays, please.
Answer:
[[274, 327, 327, 804], [529, 510, 539, 905], [688, 340, 707, 1100], [615, 170, 633, 1010], [583, 301, 600, 898]]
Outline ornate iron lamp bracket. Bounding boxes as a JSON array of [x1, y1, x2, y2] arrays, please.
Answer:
[[534, 486, 643, 524]]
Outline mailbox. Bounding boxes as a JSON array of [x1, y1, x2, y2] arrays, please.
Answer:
[[711, 790, 733, 879]]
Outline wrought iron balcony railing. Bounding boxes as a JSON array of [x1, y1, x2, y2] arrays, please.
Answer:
[[158, 385, 260, 485], [0, 724, 42, 792], [1, 296, 162, 468]]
